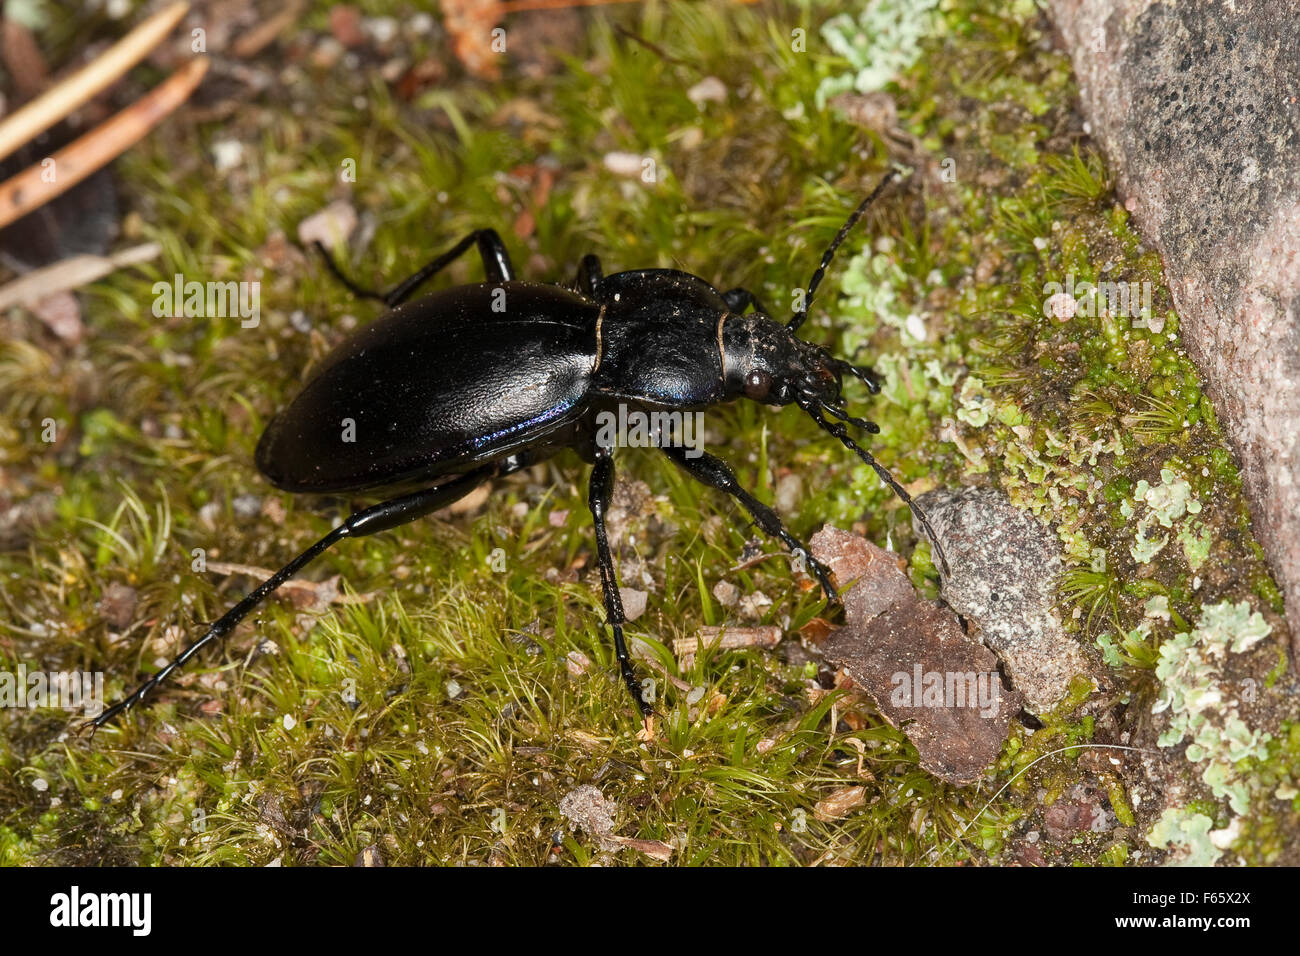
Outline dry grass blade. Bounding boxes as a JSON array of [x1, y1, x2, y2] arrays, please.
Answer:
[[0, 2, 190, 161], [0, 57, 209, 229], [0, 243, 160, 310]]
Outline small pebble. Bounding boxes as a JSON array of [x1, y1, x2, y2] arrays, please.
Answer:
[[619, 587, 648, 621], [1045, 292, 1077, 321], [603, 152, 645, 178], [233, 495, 262, 519], [687, 76, 727, 107], [212, 139, 244, 173], [712, 580, 739, 607]]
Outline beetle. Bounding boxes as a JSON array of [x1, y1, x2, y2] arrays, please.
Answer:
[[90, 169, 948, 729]]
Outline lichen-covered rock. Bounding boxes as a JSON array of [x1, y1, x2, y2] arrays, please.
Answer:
[[1048, 0, 1300, 655], [914, 487, 1093, 712]]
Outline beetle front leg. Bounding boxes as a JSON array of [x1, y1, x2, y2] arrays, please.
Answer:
[[587, 445, 652, 717], [660, 445, 839, 605]]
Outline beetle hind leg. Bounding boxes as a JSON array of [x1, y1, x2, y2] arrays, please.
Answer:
[[587, 445, 653, 717], [88, 467, 496, 730]]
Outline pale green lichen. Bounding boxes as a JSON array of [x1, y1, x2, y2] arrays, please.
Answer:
[[838, 249, 909, 353], [1138, 469, 1201, 527], [817, 0, 944, 107], [1146, 807, 1222, 867], [956, 376, 994, 427], [1177, 520, 1212, 571], [1153, 602, 1272, 814], [1095, 632, 1126, 668], [1123, 468, 1203, 565], [1130, 526, 1167, 564], [1144, 595, 1170, 621]]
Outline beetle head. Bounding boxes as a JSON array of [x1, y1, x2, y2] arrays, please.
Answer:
[[722, 313, 880, 414], [724, 314, 826, 405]]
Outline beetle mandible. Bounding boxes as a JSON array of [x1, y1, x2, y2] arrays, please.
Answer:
[[90, 169, 948, 729]]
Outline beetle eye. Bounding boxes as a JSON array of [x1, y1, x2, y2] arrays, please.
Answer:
[[744, 370, 772, 400]]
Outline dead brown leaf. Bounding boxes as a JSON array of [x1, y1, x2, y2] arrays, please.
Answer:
[[810, 526, 1021, 785]]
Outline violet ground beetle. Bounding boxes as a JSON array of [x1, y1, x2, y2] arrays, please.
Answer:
[[90, 169, 948, 729]]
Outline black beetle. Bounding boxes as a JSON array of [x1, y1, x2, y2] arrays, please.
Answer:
[[90, 170, 947, 728]]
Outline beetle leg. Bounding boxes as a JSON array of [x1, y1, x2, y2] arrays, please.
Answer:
[[721, 286, 770, 316], [314, 229, 516, 309], [588, 445, 653, 717], [382, 229, 515, 305], [87, 468, 494, 730], [818, 401, 880, 434], [831, 358, 883, 395], [573, 254, 603, 296], [659, 445, 839, 605], [313, 241, 388, 304]]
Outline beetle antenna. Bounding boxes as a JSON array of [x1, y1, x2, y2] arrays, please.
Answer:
[[801, 399, 951, 578], [818, 400, 880, 434], [788, 168, 902, 333]]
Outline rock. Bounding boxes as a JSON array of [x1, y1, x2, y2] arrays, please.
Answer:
[[603, 152, 646, 179], [711, 579, 739, 607], [1049, 0, 1300, 656], [810, 526, 1021, 785], [31, 291, 83, 343], [559, 785, 619, 850], [914, 487, 1092, 712], [687, 76, 728, 107], [328, 6, 365, 48], [619, 587, 648, 621], [297, 201, 357, 250]]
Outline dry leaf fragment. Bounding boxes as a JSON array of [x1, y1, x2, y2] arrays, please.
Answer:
[[810, 526, 1021, 786], [814, 785, 866, 821], [558, 785, 673, 861]]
